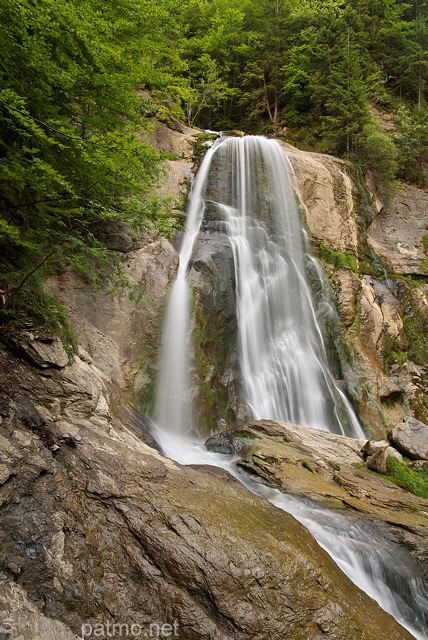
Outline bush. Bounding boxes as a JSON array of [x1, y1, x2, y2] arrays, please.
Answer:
[[357, 121, 398, 193]]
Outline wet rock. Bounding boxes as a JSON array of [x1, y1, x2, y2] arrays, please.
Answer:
[[0, 362, 416, 640], [205, 429, 256, 455], [366, 446, 402, 474], [390, 417, 428, 460], [188, 231, 242, 434], [215, 420, 428, 577]]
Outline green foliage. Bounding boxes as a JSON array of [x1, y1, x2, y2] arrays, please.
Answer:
[[318, 243, 359, 273], [394, 105, 428, 185], [0, 0, 185, 326], [176, 0, 427, 187], [356, 120, 398, 192], [387, 456, 428, 498]]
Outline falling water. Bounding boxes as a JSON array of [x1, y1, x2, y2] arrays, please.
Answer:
[[154, 142, 220, 433], [152, 135, 426, 639], [210, 136, 362, 435], [155, 135, 362, 437]]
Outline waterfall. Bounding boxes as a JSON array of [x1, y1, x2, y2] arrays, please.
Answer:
[[151, 135, 426, 640], [155, 135, 363, 438], [154, 142, 220, 433]]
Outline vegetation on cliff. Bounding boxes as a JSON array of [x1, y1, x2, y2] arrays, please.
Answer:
[[1, 0, 427, 327], [0, 0, 182, 324]]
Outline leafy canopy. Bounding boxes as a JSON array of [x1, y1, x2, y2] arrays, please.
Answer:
[[0, 0, 186, 320]]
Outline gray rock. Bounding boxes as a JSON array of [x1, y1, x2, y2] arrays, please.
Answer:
[[50, 421, 82, 446], [104, 231, 134, 252], [361, 439, 391, 458], [367, 183, 428, 275], [205, 429, 255, 455], [390, 418, 428, 460], [17, 336, 69, 369], [366, 446, 403, 474]]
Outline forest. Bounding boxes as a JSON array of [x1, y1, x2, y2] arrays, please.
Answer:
[[0, 0, 427, 326]]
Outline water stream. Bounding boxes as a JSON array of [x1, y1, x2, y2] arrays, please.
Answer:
[[151, 136, 427, 639]]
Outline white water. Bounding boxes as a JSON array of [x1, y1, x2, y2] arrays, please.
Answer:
[[151, 135, 427, 639], [155, 135, 363, 437], [153, 427, 427, 640], [154, 142, 220, 433], [213, 137, 363, 435]]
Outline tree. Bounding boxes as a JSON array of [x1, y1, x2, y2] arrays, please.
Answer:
[[0, 0, 182, 321]]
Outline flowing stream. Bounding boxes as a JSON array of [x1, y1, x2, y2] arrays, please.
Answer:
[[151, 136, 427, 639]]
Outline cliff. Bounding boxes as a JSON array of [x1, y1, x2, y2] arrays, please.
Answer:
[[0, 127, 427, 639]]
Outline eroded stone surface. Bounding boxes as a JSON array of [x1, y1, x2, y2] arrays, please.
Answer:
[[367, 184, 428, 275], [206, 420, 428, 576], [0, 349, 415, 640], [391, 418, 428, 460], [284, 143, 359, 253]]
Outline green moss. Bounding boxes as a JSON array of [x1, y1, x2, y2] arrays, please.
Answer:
[[353, 459, 428, 498], [1, 280, 77, 355], [317, 242, 358, 273], [383, 349, 408, 372], [386, 457, 428, 499], [302, 460, 315, 473]]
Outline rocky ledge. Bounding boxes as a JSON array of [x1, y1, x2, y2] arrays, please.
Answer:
[[0, 344, 416, 640], [206, 420, 428, 576]]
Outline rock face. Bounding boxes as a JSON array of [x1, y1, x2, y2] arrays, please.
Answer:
[[143, 119, 199, 201], [390, 417, 428, 460], [284, 143, 359, 253], [367, 183, 428, 275], [45, 120, 199, 411], [282, 141, 428, 435], [47, 236, 179, 406], [206, 420, 428, 577], [0, 348, 415, 640], [189, 230, 242, 433]]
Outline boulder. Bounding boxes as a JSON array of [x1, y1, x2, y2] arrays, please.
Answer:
[[366, 446, 403, 474], [361, 440, 390, 459], [390, 418, 428, 460], [49, 420, 82, 446]]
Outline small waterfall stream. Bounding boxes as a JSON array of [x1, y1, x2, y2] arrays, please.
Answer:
[[151, 135, 427, 639]]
